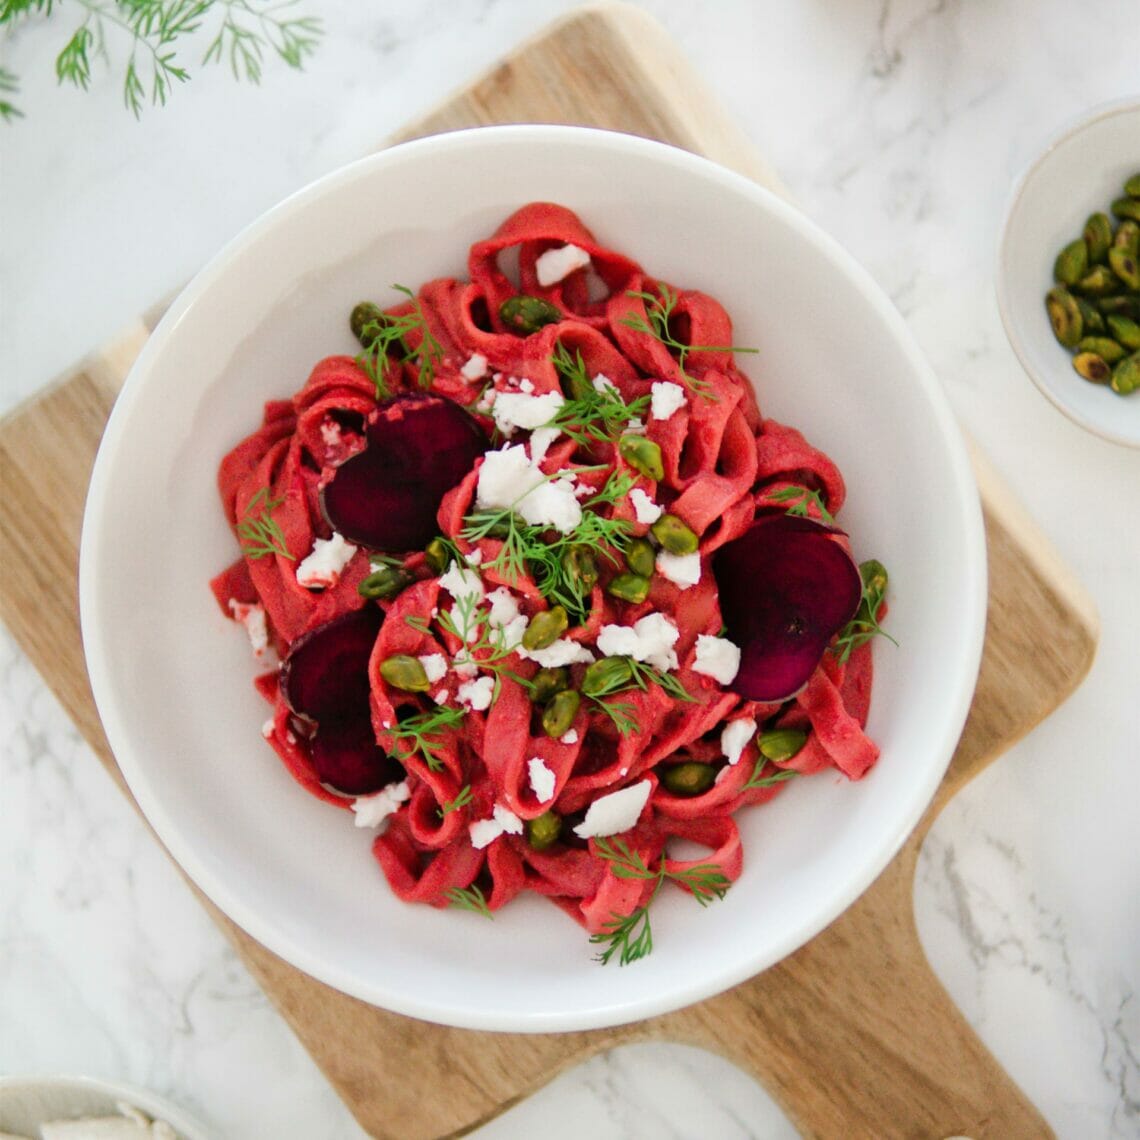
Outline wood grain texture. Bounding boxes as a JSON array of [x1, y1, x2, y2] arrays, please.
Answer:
[[0, 4, 1098, 1138]]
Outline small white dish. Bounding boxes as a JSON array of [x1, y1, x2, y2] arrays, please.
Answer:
[[0, 1075, 213, 1140], [997, 97, 1140, 448]]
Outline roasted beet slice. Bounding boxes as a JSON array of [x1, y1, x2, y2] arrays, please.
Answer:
[[309, 716, 405, 795], [712, 514, 862, 701], [320, 392, 488, 551], [280, 607, 384, 723]]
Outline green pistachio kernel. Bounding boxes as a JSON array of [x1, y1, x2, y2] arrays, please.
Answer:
[[1113, 219, 1140, 255], [499, 295, 563, 334], [1083, 213, 1114, 264], [1074, 265, 1122, 297], [1076, 336, 1127, 364], [526, 811, 562, 852], [424, 537, 451, 575], [541, 689, 581, 738], [650, 513, 700, 555], [1111, 197, 1140, 224], [618, 434, 665, 481], [581, 656, 634, 697], [1106, 314, 1140, 350], [606, 572, 651, 604], [380, 654, 431, 692], [1096, 295, 1140, 321], [357, 564, 412, 600], [529, 667, 570, 705], [1075, 297, 1105, 335], [659, 761, 718, 797], [625, 537, 657, 578], [1125, 173, 1140, 199], [349, 301, 384, 345], [1110, 352, 1140, 396], [1053, 238, 1088, 286], [1073, 352, 1113, 385], [1108, 247, 1140, 291], [562, 544, 599, 594], [1045, 287, 1082, 348], [757, 728, 808, 762], [523, 606, 570, 651]]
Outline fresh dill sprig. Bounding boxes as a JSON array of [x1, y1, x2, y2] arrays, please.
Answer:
[[767, 485, 836, 526], [620, 283, 758, 399], [833, 558, 896, 664], [584, 656, 694, 738], [2, 0, 322, 120], [589, 837, 731, 965], [588, 697, 641, 738], [236, 487, 293, 560], [741, 760, 799, 793], [0, 65, 22, 121], [546, 344, 652, 446], [356, 284, 444, 400], [438, 784, 474, 817], [443, 883, 493, 919], [386, 705, 465, 771]]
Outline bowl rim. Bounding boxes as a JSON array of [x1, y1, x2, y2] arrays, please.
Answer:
[[80, 123, 987, 1032], [995, 95, 1140, 449]]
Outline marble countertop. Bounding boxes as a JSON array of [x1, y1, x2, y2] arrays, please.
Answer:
[[1, 1, 1137, 1137]]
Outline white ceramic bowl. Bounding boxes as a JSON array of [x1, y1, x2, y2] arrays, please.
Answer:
[[997, 98, 1140, 447], [81, 125, 986, 1032], [0, 1075, 213, 1139]]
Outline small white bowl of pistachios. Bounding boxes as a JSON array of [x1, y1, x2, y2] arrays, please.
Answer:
[[997, 98, 1140, 448]]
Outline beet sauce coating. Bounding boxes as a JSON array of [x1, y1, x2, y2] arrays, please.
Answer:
[[712, 513, 862, 702]]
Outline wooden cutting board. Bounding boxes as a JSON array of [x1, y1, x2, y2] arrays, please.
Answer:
[[0, 5, 1099, 1138]]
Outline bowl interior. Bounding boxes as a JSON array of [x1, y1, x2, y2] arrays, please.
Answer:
[[81, 126, 985, 1032], [998, 101, 1140, 447]]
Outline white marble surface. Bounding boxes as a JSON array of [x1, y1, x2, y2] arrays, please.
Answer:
[[1, 1, 1137, 1137]]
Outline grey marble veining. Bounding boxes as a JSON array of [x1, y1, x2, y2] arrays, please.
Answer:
[[1, 2, 1138, 1137]]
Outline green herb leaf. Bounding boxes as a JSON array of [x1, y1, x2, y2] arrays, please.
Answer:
[[387, 705, 465, 771], [438, 784, 474, 817], [355, 284, 444, 399], [236, 487, 294, 560], [620, 283, 758, 399], [590, 905, 653, 965], [833, 558, 896, 664], [547, 343, 652, 446], [741, 759, 799, 793], [767, 485, 836, 526], [443, 884, 493, 919]]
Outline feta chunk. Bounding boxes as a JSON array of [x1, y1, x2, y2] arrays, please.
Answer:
[[438, 560, 484, 604], [529, 425, 561, 465], [573, 780, 652, 839], [457, 675, 495, 712], [656, 550, 702, 590], [596, 612, 680, 671], [228, 598, 269, 659], [692, 635, 742, 685], [592, 373, 620, 396], [352, 781, 410, 829], [721, 718, 757, 766], [560, 729, 579, 745], [650, 380, 687, 420], [517, 637, 595, 668], [535, 243, 591, 286], [492, 390, 565, 436], [470, 803, 525, 849], [476, 444, 582, 534], [418, 654, 448, 684], [630, 488, 664, 525], [295, 532, 357, 590], [461, 352, 489, 380], [528, 757, 556, 804]]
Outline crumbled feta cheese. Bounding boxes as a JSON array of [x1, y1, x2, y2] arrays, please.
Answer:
[[625, 416, 646, 433], [295, 532, 357, 590], [228, 598, 269, 659], [476, 444, 582, 534], [573, 780, 652, 839], [651, 380, 687, 421], [465, 548, 483, 566], [418, 654, 448, 684], [692, 635, 741, 685], [320, 418, 342, 448], [470, 803, 525, 849], [528, 757, 556, 804], [519, 377, 535, 394], [529, 426, 561, 465], [461, 352, 489, 381], [493, 615, 529, 652], [596, 612, 680, 671], [434, 689, 450, 704], [535, 242, 591, 286], [560, 729, 579, 745], [518, 638, 595, 668], [261, 717, 275, 740], [492, 390, 565, 437], [352, 781, 410, 829], [721, 718, 757, 766], [656, 550, 702, 590], [630, 488, 664, 525], [592, 373, 619, 396], [457, 675, 495, 711], [452, 653, 480, 679], [438, 560, 484, 604], [485, 586, 521, 628]]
